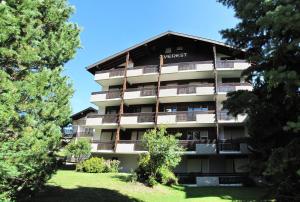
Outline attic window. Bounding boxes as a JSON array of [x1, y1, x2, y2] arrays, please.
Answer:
[[165, 48, 172, 54], [176, 46, 183, 51]]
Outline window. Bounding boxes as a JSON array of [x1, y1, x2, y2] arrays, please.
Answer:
[[165, 48, 172, 54], [165, 105, 177, 112], [222, 78, 240, 83], [176, 46, 183, 51], [200, 130, 208, 141]]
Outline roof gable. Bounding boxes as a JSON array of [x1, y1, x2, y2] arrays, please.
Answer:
[[86, 31, 239, 74]]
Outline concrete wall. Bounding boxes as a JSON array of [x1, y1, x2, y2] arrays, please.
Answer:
[[196, 177, 219, 186], [93, 153, 139, 172]]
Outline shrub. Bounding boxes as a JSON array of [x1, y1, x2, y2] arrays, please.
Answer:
[[128, 169, 138, 183], [76, 157, 106, 173], [158, 167, 178, 186], [136, 127, 183, 186], [105, 160, 120, 173], [147, 175, 158, 187], [76, 157, 120, 173]]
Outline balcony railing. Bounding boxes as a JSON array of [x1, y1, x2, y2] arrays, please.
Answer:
[[217, 110, 235, 120], [159, 111, 215, 122], [125, 87, 157, 97], [218, 139, 249, 152], [216, 59, 247, 69], [87, 114, 118, 124], [160, 83, 214, 94], [122, 112, 155, 123], [92, 140, 115, 150], [130, 65, 158, 74], [117, 140, 146, 151], [179, 140, 202, 151], [178, 62, 196, 71], [95, 68, 125, 77], [91, 90, 121, 99], [217, 83, 252, 92], [76, 132, 94, 137]]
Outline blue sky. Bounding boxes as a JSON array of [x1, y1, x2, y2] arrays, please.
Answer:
[[66, 0, 238, 113]]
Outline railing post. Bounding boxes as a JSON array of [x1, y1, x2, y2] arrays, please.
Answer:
[[115, 52, 129, 151], [155, 55, 163, 126], [212, 45, 220, 154]]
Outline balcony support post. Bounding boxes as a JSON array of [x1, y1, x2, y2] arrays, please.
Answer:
[[212, 45, 220, 154], [115, 52, 130, 151], [155, 55, 163, 126]]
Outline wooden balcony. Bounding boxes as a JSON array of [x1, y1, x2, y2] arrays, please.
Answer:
[[116, 140, 146, 152], [218, 139, 250, 154], [120, 112, 155, 128], [157, 111, 216, 127], [91, 140, 115, 151], [124, 87, 157, 105], [94, 68, 125, 86], [127, 65, 159, 84], [86, 114, 118, 129], [217, 110, 247, 123], [217, 82, 252, 95], [90, 90, 121, 107], [159, 84, 215, 103], [160, 61, 214, 81]]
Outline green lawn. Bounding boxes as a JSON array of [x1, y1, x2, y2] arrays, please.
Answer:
[[33, 170, 273, 202]]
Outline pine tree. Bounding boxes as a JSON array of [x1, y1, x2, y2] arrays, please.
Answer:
[[218, 0, 300, 200], [0, 0, 80, 201]]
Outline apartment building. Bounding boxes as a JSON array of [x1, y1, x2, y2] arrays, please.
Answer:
[[82, 31, 253, 186]]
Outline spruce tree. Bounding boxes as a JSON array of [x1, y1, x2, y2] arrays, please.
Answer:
[[0, 0, 80, 201], [218, 0, 300, 200]]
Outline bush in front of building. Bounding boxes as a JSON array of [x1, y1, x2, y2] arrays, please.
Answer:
[[157, 166, 178, 186], [105, 160, 121, 173], [64, 139, 91, 162], [135, 127, 184, 187], [76, 157, 120, 173]]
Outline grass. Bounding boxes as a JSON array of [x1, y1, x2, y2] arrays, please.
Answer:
[[32, 170, 273, 202]]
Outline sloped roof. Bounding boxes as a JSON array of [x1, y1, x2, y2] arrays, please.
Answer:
[[71, 107, 97, 120], [86, 31, 238, 74]]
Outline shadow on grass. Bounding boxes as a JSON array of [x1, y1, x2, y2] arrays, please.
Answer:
[[30, 185, 143, 202], [111, 173, 131, 182], [181, 186, 273, 202]]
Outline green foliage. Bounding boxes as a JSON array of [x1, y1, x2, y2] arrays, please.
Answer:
[[136, 127, 183, 186], [76, 157, 106, 173], [76, 157, 121, 173], [0, 0, 80, 201], [105, 160, 121, 173], [218, 0, 300, 200], [147, 175, 158, 187], [128, 169, 138, 183], [65, 139, 91, 162], [157, 166, 178, 186]]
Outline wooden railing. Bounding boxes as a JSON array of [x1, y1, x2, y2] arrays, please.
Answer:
[[160, 84, 214, 95], [95, 68, 125, 77], [92, 140, 115, 150], [122, 112, 155, 123], [158, 110, 215, 122], [125, 87, 157, 96], [217, 110, 233, 120], [162, 60, 213, 68], [217, 82, 252, 92], [129, 65, 158, 74], [218, 139, 248, 152], [216, 60, 247, 69], [117, 140, 146, 151], [87, 114, 118, 123], [91, 90, 121, 99]]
